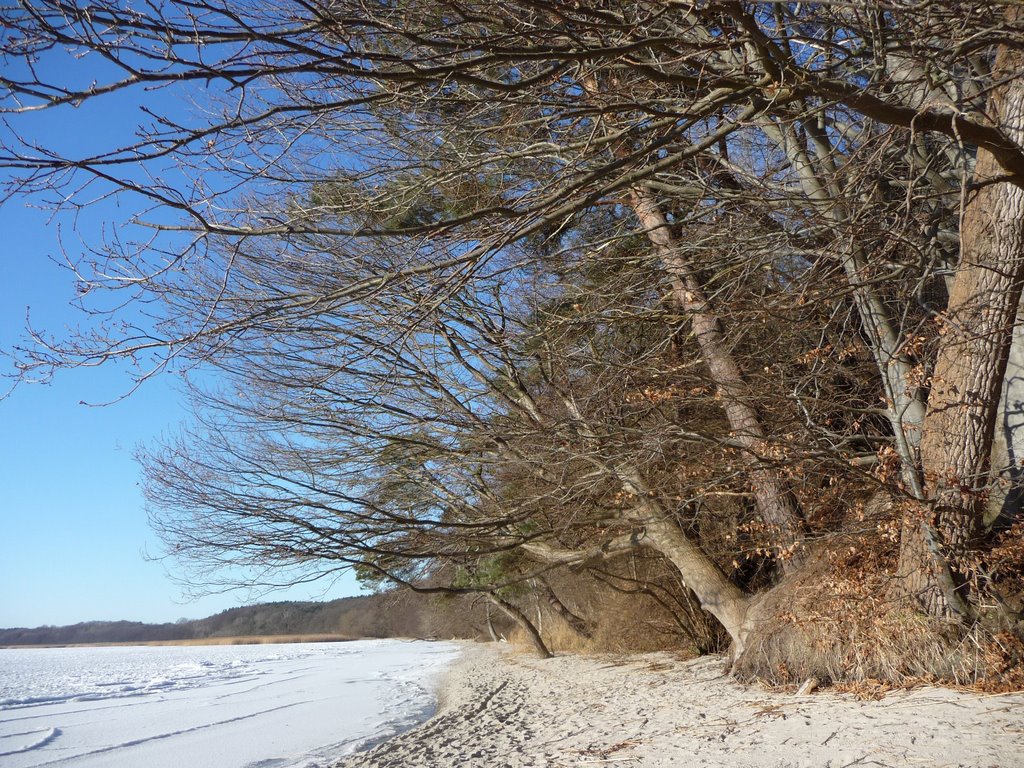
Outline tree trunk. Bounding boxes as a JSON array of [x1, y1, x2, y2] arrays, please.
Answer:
[[986, 302, 1024, 527], [759, 117, 928, 498], [631, 189, 808, 567], [488, 593, 552, 658], [898, 13, 1024, 618], [539, 579, 592, 639], [525, 503, 751, 654], [484, 602, 500, 642], [515, 379, 755, 651], [589, 568, 722, 653], [640, 516, 752, 655], [611, 463, 753, 653]]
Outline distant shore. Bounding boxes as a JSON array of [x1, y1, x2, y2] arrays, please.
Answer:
[[0, 633, 358, 649], [337, 644, 1024, 768]]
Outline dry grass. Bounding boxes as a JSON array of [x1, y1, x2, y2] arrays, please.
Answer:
[[735, 601, 973, 685], [542, 621, 594, 654], [585, 587, 723, 656], [733, 534, 1024, 690], [500, 586, 719, 658], [503, 622, 596, 657]]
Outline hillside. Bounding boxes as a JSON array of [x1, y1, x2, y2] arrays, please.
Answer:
[[0, 592, 486, 647]]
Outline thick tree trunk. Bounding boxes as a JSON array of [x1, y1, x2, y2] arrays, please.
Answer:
[[612, 465, 753, 653], [631, 190, 807, 567], [898, 16, 1024, 618], [515, 380, 755, 650], [488, 593, 552, 658], [896, 511, 976, 619], [641, 517, 752, 654], [986, 304, 1024, 526], [523, 510, 751, 652]]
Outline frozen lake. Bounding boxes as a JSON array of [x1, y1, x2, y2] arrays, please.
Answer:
[[0, 639, 460, 768]]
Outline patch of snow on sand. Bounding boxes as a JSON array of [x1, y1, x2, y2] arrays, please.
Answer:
[[0, 639, 459, 768]]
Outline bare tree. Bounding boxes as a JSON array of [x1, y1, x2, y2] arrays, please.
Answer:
[[5, 1, 1024, 672]]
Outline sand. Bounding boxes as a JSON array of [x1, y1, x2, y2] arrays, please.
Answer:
[[335, 643, 1024, 768]]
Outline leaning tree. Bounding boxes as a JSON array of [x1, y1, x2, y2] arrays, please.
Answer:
[[4, 1, 1024, 676]]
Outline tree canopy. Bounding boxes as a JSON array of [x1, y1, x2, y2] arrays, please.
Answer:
[[4, 0, 1024, 681]]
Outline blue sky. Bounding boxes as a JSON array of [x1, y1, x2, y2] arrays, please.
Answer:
[[0, 199, 360, 629], [0, 45, 360, 629]]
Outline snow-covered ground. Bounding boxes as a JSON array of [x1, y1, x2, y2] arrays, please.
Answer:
[[0, 639, 460, 768]]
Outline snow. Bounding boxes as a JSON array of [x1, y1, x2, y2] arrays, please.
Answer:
[[0, 639, 460, 768]]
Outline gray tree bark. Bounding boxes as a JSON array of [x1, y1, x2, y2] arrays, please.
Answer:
[[986, 306, 1024, 527], [898, 9, 1024, 618]]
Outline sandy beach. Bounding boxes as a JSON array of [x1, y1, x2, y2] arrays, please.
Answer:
[[336, 644, 1024, 768]]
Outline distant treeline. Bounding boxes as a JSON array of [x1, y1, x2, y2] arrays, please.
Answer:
[[0, 593, 488, 646]]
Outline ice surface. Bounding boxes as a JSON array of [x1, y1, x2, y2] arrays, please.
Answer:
[[0, 639, 460, 768]]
